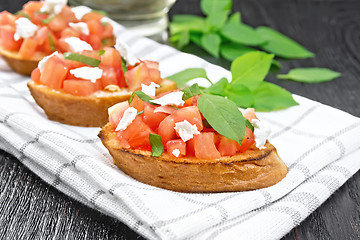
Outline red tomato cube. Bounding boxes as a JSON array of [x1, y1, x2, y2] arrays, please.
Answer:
[[166, 139, 186, 157], [194, 132, 221, 159], [40, 55, 68, 90]]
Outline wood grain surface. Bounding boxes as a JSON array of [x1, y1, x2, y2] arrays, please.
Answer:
[[1, 0, 360, 239]]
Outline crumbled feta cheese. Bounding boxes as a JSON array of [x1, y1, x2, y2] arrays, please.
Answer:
[[38, 51, 58, 74], [69, 67, 103, 83], [141, 82, 160, 96], [251, 119, 271, 150], [172, 149, 180, 157], [64, 37, 93, 52], [71, 6, 92, 20], [115, 107, 137, 131], [69, 22, 89, 35], [41, 0, 67, 15], [174, 120, 200, 142], [150, 92, 185, 106], [114, 38, 139, 65], [13, 17, 38, 41]]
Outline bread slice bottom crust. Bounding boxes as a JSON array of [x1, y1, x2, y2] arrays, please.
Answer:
[[99, 123, 288, 192], [27, 79, 177, 127]]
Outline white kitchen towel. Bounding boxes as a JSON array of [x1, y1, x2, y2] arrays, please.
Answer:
[[0, 21, 360, 240]]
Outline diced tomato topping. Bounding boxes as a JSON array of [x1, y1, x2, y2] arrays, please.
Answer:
[[143, 60, 161, 84], [31, 68, 41, 83], [86, 19, 103, 36], [40, 55, 68, 90], [172, 106, 203, 132], [0, 25, 22, 51], [33, 26, 49, 46], [186, 138, 195, 156], [82, 12, 105, 22], [237, 128, 255, 153], [117, 116, 154, 150], [129, 94, 144, 113], [30, 12, 49, 25], [154, 106, 176, 115], [108, 101, 129, 128], [60, 27, 80, 39], [19, 38, 37, 59], [47, 15, 67, 33], [63, 79, 101, 96], [0, 11, 16, 27], [125, 62, 152, 91], [194, 132, 221, 159], [100, 47, 122, 68], [166, 139, 186, 157], [158, 115, 176, 144], [217, 135, 238, 156], [143, 103, 168, 130], [58, 6, 77, 23], [100, 66, 119, 88], [102, 23, 113, 38], [88, 34, 102, 50], [22, 1, 43, 16]]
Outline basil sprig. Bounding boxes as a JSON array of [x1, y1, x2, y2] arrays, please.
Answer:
[[149, 134, 164, 157], [128, 91, 155, 105], [181, 83, 201, 100], [166, 68, 211, 88], [63, 52, 101, 67], [277, 68, 341, 83]]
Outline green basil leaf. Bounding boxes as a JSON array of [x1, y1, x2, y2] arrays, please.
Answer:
[[206, 77, 228, 96], [225, 83, 253, 108], [256, 26, 315, 59], [129, 91, 156, 105], [92, 10, 108, 16], [201, 33, 221, 58], [64, 52, 101, 67], [170, 15, 206, 35], [228, 12, 241, 24], [181, 84, 201, 100], [220, 22, 266, 46], [220, 42, 256, 61], [205, 11, 228, 31], [137, 110, 144, 116], [121, 57, 128, 73], [197, 93, 246, 145], [189, 33, 202, 46], [166, 68, 210, 88], [277, 68, 341, 83], [14, 11, 30, 19], [230, 51, 274, 91], [177, 30, 190, 49], [149, 134, 164, 157], [245, 119, 254, 132], [270, 59, 282, 72], [201, 0, 232, 16], [42, 14, 54, 24], [48, 33, 56, 51], [253, 82, 299, 111], [99, 50, 105, 56]]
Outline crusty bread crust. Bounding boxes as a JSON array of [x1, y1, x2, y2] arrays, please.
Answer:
[[0, 37, 116, 76], [99, 123, 288, 192], [27, 79, 177, 127]]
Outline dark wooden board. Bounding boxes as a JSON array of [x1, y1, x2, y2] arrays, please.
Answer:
[[1, 0, 360, 239]]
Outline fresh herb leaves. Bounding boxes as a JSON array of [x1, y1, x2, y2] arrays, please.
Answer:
[[166, 68, 211, 87], [181, 84, 201, 100], [149, 134, 164, 157], [129, 91, 156, 105], [277, 68, 341, 83], [197, 94, 246, 144], [63, 52, 101, 67], [42, 14, 54, 24]]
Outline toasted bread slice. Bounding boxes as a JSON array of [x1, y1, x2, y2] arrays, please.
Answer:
[[27, 79, 177, 127], [0, 37, 116, 76], [99, 123, 288, 192]]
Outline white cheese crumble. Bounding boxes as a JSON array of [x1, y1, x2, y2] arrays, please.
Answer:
[[251, 119, 271, 150], [172, 149, 180, 157], [69, 22, 89, 35], [41, 0, 67, 15], [38, 51, 58, 74], [71, 6, 92, 20], [70, 67, 103, 83], [114, 38, 139, 65], [13, 17, 38, 41], [141, 82, 160, 96], [174, 120, 200, 142], [64, 37, 93, 52], [115, 107, 137, 131], [150, 91, 185, 106]]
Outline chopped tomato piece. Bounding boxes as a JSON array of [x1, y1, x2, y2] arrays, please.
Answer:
[[88, 34, 101, 50], [117, 116, 154, 150], [23, 1, 43, 16], [63, 79, 100, 96], [86, 19, 103, 36], [108, 101, 129, 127], [154, 106, 176, 115], [166, 139, 186, 157], [129, 94, 144, 113], [40, 55, 68, 90], [186, 138, 195, 156], [19, 38, 37, 59], [217, 135, 238, 156], [82, 12, 105, 22], [100, 66, 118, 88], [38, 30, 57, 54], [143, 60, 161, 84], [58, 6, 77, 23], [172, 106, 203, 132], [194, 132, 221, 159], [30, 12, 49, 25], [0, 25, 22, 51], [60, 27, 80, 39], [125, 62, 152, 91], [31, 68, 41, 83], [158, 115, 176, 144], [100, 47, 122, 68], [143, 103, 168, 130], [237, 128, 255, 153], [102, 23, 113, 38], [33, 26, 49, 46], [0, 11, 16, 27], [47, 15, 67, 33]]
